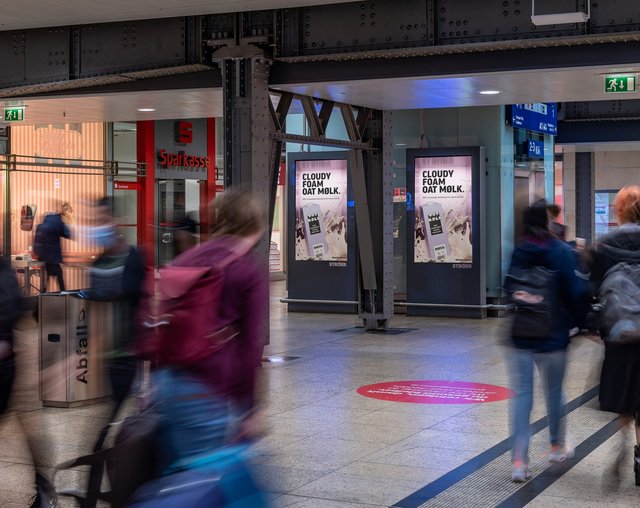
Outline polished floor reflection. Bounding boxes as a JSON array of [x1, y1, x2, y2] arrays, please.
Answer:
[[0, 281, 638, 507]]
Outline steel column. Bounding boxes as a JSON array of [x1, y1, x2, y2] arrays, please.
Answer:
[[1, 156, 13, 258], [575, 151, 594, 244], [222, 56, 272, 340]]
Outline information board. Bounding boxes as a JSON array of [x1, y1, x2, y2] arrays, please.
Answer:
[[508, 103, 557, 135]]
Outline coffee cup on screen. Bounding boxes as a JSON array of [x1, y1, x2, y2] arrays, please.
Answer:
[[575, 238, 586, 250]]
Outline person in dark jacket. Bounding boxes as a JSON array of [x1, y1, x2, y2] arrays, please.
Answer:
[[588, 185, 640, 486], [35, 204, 71, 291], [0, 258, 58, 507], [506, 200, 589, 482], [87, 197, 145, 422]]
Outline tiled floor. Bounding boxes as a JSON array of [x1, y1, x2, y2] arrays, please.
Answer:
[[0, 281, 638, 507]]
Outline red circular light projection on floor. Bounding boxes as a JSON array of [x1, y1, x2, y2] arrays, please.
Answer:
[[357, 380, 514, 404]]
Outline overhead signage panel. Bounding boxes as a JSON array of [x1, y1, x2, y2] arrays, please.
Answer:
[[508, 103, 557, 136], [525, 139, 544, 159]]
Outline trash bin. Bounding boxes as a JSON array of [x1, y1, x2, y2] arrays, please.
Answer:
[[39, 292, 113, 407]]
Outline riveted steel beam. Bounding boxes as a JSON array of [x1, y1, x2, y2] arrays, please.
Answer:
[[575, 152, 593, 244], [300, 95, 323, 137]]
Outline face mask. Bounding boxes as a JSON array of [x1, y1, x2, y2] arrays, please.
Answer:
[[90, 225, 117, 248]]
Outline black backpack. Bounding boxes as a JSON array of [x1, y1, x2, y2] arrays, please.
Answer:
[[598, 262, 640, 344], [505, 265, 559, 340]]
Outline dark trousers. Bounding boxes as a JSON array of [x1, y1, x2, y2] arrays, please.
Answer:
[[45, 262, 65, 292], [0, 357, 15, 414]]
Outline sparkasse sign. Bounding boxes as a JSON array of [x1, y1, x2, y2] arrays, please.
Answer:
[[157, 149, 210, 169]]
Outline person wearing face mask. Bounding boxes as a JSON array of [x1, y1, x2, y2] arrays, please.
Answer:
[[87, 197, 145, 421]]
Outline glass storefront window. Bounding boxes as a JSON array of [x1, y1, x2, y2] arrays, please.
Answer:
[[9, 123, 107, 290], [113, 122, 139, 246], [270, 171, 285, 273], [595, 190, 618, 238]]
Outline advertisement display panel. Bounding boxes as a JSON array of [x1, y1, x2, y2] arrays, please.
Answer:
[[413, 156, 473, 264], [287, 152, 357, 312], [406, 147, 485, 318], [294, 159, 348, 261]]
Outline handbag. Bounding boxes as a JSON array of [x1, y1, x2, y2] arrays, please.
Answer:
[[125, 453, 267, 507]]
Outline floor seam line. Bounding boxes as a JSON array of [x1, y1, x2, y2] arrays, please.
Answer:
[[390, 384, 600, 508]]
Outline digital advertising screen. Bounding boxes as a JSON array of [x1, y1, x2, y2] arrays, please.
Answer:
[[294, 159, 348, 261], [413, 155, 473, 263]]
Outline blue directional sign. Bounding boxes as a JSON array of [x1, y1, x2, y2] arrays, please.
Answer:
[[509, 103, 557, 136], [525, 139, 544, 158]]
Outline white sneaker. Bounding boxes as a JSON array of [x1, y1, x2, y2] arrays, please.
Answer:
[[549, 444, 575, 463], [512, 464, 531, 482]]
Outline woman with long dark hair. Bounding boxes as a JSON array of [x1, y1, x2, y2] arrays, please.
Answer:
[[506, 200, 589, 482]]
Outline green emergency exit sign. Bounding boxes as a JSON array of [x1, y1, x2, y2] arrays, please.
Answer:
[[604, 75, 636, 93], [4, 107, 24, 122]]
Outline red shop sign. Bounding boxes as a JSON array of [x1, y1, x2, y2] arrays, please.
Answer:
[[114, 181, 141, 191], [357, 380, 514, 404]]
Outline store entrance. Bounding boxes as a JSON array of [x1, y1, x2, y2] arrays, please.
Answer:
[[156, 179, 201, 266]]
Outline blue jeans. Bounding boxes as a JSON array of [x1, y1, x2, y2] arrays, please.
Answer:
[[510, 348, 567, 464], [149, 369, 268, 507], [152, 369, 231, 473]]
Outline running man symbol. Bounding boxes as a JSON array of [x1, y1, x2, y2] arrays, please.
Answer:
[[605, 76, 636, 93]]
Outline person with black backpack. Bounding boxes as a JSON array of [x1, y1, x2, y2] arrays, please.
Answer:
[[505, 200, 589, 483], [588, 185, 640, 486]]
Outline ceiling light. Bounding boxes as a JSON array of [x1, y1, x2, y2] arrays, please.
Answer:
[[531, 12, 589, 25], [137, 108, 156, 112], [479, 90, 501, 95], [530, 0, 590, 26]]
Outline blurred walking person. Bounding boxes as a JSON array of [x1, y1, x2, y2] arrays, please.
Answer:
[[505, 200, 589, 482], [0, 256, 58, 507], [132, 187, 269, 506], [547, 203, 567, 241], [87, 197, 146, 422], [588, 185, 640, 486]]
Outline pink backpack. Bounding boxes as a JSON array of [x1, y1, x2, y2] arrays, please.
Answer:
[[137, 239, 249, 366]]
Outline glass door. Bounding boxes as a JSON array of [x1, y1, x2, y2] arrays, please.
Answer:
[[156, 179, 200, 266]]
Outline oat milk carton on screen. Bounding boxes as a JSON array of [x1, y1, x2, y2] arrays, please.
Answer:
[[421, 202, 450, 262], [302, 204, 328, 259]]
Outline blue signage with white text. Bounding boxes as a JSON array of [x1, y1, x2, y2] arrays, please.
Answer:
[[525, 139, 544, 158], [509, 103, 557, 136]]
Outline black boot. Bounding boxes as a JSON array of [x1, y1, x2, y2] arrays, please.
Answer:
[[29, 474, 58, 508], [634, 445, 640, 486]]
